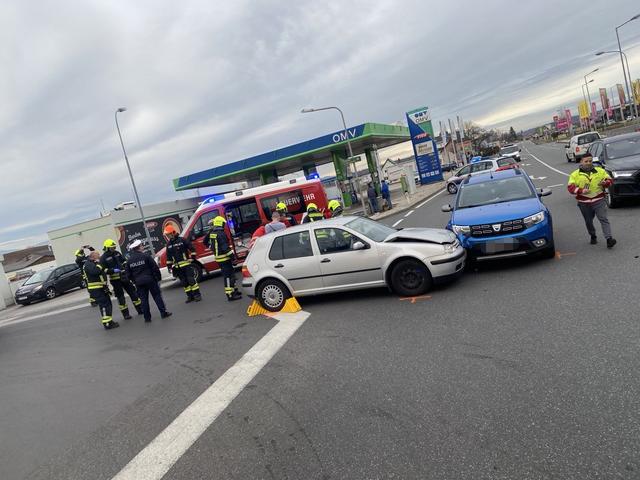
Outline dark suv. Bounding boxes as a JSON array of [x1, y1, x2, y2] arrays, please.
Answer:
[[14, 264, 85, 305]]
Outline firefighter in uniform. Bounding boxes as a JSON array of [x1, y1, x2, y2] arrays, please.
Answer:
[[328, 199, 344, 217], [75, 245, 97, 307], [275, 202, 297, 226], [164, 225, 202, 302], [204, 216, 242, 301], [301, 203, 325, 223], [84, 251, 119, 330], [100, 239, 142, 320]]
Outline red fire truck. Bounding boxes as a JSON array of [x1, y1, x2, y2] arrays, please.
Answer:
[[156, 177, 330, 279]]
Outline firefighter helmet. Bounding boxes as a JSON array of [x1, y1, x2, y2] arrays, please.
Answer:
[[306, 203, 318, 212], [212, 216, 226, 227], [276, 202, 287, 213], [103, 239, 117, 249], [163, 225, 177, 235]]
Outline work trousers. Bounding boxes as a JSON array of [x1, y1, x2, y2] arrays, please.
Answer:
[[577, 200, 612, 239], [219, 260, 237, 298], [175, 266, 200, 299], [136, 282, 167, 321], [111, 278, 142, 317], [383, 193, 392, 209], [369, 197, 379, 213], [89, 288, 113, 326]]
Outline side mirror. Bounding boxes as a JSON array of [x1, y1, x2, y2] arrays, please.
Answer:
[[441, 204, 453, 212], [538, 188, 552, 197], [352, 241, 366, 250]]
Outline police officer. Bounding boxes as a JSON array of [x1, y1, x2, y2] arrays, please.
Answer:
[[101, 239, 143, 320], [275, 202, 297, 226], [75, 245, 97, 307], [328, 199, 343, 217], [204, 216, 241, 301], [164, 225, 202, 302], [126, 240, 172, 322], [84, 251, 119, 330], [301, 203, 325, 223]]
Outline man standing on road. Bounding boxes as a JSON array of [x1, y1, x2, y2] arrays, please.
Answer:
[[164, 225, 202, 303], [100, 239, 143, 320], [567, 155, 617, 248], [83, 251, 119, 330], [381, 180, 392, 210], [204, 216, 242, 301], [75, 245, 97, 307], [367, 183, 379, 214], [126, 240, 172, 323]]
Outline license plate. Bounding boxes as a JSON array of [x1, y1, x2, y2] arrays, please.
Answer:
[[483, 238, 517, 254], [18, 296, 27, 301]]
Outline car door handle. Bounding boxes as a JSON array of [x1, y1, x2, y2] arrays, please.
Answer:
[[274, 264, 284, 268], [321, 258, 331, 263]]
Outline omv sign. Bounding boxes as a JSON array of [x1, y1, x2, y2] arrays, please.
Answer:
[[332, 128, 358, 143]]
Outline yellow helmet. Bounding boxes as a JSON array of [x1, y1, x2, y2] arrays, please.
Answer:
[[74, 248, 84, 257], [212, 216, 226, 227], [306, 203, 318, 212], [328, 199, 342, 212], [276, 202, 287, 213], [103, 239, 117, 249]]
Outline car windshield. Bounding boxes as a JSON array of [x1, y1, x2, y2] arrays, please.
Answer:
[[500, 146, 518, 154], [345, 217, 396, 242], [23, 269, 53, 285], [605, 138, 640, 160], [578, 134, 599, 145], [457, 176, 535, 208]]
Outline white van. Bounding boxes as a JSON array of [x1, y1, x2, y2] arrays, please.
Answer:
[[565, 132, 601, 162]]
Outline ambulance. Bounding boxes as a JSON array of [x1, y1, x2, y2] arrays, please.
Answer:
[[156, 177, 330, 279]]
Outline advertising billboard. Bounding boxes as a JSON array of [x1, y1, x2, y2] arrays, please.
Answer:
[[617, 84, 626, 106], [116, 214, 188, 253], [633, 79, 640, 104], [405, 107, 442, 185], [578, 100, 589, 119]]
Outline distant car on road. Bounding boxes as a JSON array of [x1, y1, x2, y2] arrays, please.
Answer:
[[440, 161, 459, 172], [499, 144, 521, 162], [442, 168, 555, 263], [446, 157, 519, 194], [585, 132, 640, 208], [242, 216, 465, 311], [566, 132, 601, 162], [14, 264, 85, 305]]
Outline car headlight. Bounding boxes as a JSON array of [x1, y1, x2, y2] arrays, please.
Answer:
[[443, 240, 459, 253], [524, 211, 545, 228], [611, 171, 634, 178], [451, 224, 471, 235]]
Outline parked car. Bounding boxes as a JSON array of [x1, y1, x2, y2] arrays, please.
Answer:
[[499, 144, 521, 162], [565, 132, 601, 162], [441, 161, 460, 172], [442, 168, 555, 263], [14, 264, 85, 305], [586, 132, 640, 208], [446, 157, 519, 194], [242, 216, 465, 311]]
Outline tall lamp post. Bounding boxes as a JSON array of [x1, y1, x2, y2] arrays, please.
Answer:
[[301, 106, 367, 216], [581, 80, 593, 129], [583, 68, 599, 128], [596, 50, 639, 118], [615, 14, 640, 117], [114, 107, 156, 255]]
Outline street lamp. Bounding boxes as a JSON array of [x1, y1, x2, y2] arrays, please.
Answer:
[[581, 80, 594, 129], [596, 50, 639, 118], [114, 107, 156, 255], [615, 14, 640, 117], [301, 106, 367, 216], [583, 68, 598, 128]]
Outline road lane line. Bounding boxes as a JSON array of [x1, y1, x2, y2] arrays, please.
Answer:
[[404, 210, 414, 217], [392, 219, 404, 227], [0, 303, 88, 329], [523, 146, 569, 177], [547, 184, 564, 188], [417, 188, 446, 208], [112, 310, 310, 480]]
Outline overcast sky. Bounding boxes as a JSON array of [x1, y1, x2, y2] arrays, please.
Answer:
[[1, 0, 639, 251]]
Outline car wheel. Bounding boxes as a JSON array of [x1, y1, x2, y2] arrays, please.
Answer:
[[447, 182, 458, 194], [391, 259, 433, 297], [257, 278, 291, 312], [605, 188, 620, 208], [45, 287, 57, 299], [540, 243, 556, 260]]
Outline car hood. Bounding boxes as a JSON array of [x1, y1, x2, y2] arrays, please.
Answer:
[[384, 227, 457, 244], [605, 154, 640, 172], [452, 197, 542, 225], [16, 283, 42, 294]]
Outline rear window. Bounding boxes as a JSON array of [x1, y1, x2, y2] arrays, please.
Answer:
[[268, 231, 314, 260], [497, 158, 515, 167], [578, 133, 599, 145], [500, 146, 518, 154], [605, 138, 640, 160]]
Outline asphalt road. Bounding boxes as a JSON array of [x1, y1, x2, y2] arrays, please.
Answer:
[[2, 141, 640, 479]]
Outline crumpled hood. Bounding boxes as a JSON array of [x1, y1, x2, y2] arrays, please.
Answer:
[[384, 228, 457, 244]]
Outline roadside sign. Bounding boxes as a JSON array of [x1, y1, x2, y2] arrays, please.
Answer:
[[405, 106, 443, 185]]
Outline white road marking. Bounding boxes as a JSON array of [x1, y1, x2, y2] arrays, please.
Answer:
[[547, 184, 565, 188], [523, 146, 569, 177], [404, 210, 414, 217], [0, 303, 88, 329], [392, 219, 404, 227], [111, 310, 311, 480], [417, 188, 446, 208], [530, 176, 547, 180]]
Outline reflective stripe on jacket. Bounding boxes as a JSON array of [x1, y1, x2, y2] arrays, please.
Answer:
[[205, 227, 233, 263], [166, 237, 194, 268], [83, 262, 108, 289]]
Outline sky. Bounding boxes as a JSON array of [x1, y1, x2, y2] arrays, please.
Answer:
[[1, 0, 640, 252]]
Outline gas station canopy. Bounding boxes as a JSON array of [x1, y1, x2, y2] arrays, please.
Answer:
[[173, 122, 409, 191]]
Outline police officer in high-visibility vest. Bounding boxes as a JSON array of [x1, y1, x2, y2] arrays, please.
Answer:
[[100, 239, 143, 320], [164, 225, 202, 302], [75, 245, 97, 307], [302, 203, 324, 223], [204, 216, 242, 301], [328, 199, 343, 217], [276, 202, 297, 226], [83, 251, 119, 330]]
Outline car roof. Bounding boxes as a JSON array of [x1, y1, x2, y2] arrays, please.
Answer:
[[272, 215, 356, 235], [463, 168, 524, 185], [572, 131, 599, 139], [602, 132, 640, 144]]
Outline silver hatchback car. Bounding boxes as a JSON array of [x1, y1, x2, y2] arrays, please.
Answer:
[[242, 216, 466, 311]]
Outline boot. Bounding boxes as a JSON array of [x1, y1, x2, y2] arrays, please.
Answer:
[[232, 290, 242, 300], [194, 294, 202, 302], [122, 308, 132, 320], [144, 317, 152, 323], [607, 238, 617, 249], [185, 294, 194, 304], [104, 321, 120, 330], [161, 311, 173, 319], [227, 293, 242, 302]]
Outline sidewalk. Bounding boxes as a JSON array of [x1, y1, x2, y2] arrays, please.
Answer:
[[344, 171, 454, 221]]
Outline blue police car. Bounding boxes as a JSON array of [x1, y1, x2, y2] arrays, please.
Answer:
[[441, 168, 555, 262]]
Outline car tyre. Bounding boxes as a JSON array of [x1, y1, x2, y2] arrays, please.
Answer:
[[447, 182, 458, 194], [605, 188, 620, 208], [45, 287, 57, 300], [391, 259, 433, 297], [257, 278, 291, 312]]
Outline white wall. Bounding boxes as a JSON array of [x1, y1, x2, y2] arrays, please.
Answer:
[[48, 216, 118, 267]]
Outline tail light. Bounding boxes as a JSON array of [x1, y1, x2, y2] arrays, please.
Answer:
[[242, 265, 252, 278], [576, 147, 580, 153]]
